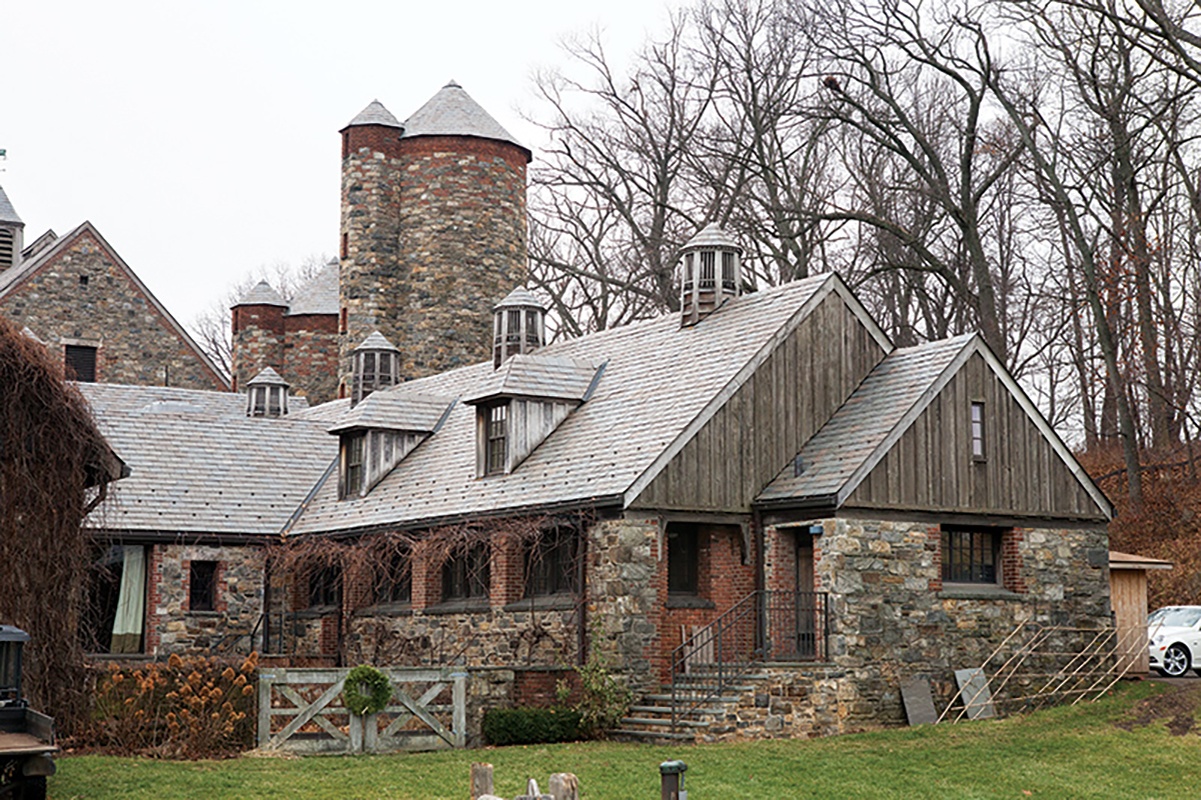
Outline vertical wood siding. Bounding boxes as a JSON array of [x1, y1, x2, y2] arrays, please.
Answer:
[[631, 292, 888, 511], [845, 353, 1104, 518]]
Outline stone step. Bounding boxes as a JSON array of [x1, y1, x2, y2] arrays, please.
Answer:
[[628, 704, 725, 717], [643, 692, 744, 704], [621, 716, 710, 728], [610, 728, 698, 742]]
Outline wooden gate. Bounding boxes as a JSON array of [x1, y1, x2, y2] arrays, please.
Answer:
[[257, 667, 468, 754]]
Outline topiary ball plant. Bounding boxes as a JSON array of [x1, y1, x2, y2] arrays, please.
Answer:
[[342, 665, 393, 716]]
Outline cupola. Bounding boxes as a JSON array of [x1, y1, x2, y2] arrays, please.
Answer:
[[0, 185, 26, 274], [246, 367, 290, 417], [493, 287, 546, 368], [678, 224, 743, 326], [351, 331, 400, 406]]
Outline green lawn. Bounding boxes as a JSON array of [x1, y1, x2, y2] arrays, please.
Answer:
[[52, 681, 1196, 799]]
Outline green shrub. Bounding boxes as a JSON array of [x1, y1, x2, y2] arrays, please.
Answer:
[[482, 706, 582, 746]]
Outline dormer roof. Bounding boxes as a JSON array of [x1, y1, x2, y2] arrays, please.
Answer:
[[328, 388, 455, 434], [682, 223, 740, 251], [354, 331, 399, 353], [344, 99, 404, 130], [402, 81, 528, 157], [494, 286, 546, 311], [465, 354, 601, 405], [236, 280, 287, 308], [247, 366, 289, 387], [0, 186, 23, 226]]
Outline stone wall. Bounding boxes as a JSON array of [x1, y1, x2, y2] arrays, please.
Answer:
[[760, 516, 1111, 726], [2, 227, 227, 390], [146, 543, 264, 655], [338, 132, 528, 391]]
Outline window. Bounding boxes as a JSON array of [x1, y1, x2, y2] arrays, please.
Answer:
[[442, 543, 490, 602], [64, 344, 97, 382], [83, 544, 146, 654], [0, 228, 13, 270], [189, 560, 218, 612], [341, 433, 365, 499], [377, 550, 412, 605], [682, 253, 695, 290], [971, 401, 985, 460], [485, 404, 508, 475], [699, 251, 716, 288], [526, 527, 580, 598], [941, 528, 999, 584], [79, 274, 89, 287], [667, 523, 701, 595], [308, 564, 342, 609]]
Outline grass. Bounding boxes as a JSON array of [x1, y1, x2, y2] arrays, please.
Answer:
[[52, 681, 1197, 799]]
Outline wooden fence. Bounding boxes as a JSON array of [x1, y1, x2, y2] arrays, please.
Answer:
[[257, 667, 468, 754]]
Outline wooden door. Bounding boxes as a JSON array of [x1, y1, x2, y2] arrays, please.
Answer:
[[796, 536, 816, 659]]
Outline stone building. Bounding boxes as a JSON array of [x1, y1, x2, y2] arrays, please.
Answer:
[[0, 188, 228, 391], [85, 219, 1113, 743], [230, 81, 530, 405]]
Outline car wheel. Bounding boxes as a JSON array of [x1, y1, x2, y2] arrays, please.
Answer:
[[1162, 643, 1191, 677]]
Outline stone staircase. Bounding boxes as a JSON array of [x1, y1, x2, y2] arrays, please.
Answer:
[[613, 666, 776, 743]]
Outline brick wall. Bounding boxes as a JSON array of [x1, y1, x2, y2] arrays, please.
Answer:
[[282, 313, 339, 403]]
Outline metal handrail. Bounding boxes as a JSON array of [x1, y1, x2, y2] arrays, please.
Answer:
[[669, 590, 829, 732]]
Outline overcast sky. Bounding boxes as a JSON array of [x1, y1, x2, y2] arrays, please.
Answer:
[[2, 0, 674, 327]]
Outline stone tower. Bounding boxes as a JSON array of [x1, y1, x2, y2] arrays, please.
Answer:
[[338, 82, 531, 394]]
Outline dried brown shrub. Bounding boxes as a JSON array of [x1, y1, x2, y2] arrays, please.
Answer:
[[0, 317, 117, 733], [86, 653, 258, 757]]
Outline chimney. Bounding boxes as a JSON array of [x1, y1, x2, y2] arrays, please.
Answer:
[[678, 224, 742, 326], [493, 287, 546, 368]]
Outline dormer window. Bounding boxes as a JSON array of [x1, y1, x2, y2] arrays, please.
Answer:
[[493, 287, 547, 368], [351, 331, 401, 406], [340, 433, 366, 498], [485, 403, 508, 475], [245, 367, 289, 417]]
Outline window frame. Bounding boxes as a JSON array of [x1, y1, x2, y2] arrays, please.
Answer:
[[340, 432, 366, 499], [376, 549, 412, 606], [308, 564, 342, 610], [64, 344, 97, 382], [442, 543, 490, 602], [188, 560, 219, 612], [525, 527, 580, 599], [941, 527, 1000, 585], [667, 523, 701, 596], [971, 401, 986, 462], [485, 403, 508, 476]]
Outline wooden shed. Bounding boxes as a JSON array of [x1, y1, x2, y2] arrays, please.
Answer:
[[1110, 551, 1174, 674]]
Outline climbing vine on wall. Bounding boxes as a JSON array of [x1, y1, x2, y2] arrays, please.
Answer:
[[0, 317, 119, 734]]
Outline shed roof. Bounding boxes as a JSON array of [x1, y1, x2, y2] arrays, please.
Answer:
[[464, 354, 600, 404], [1110, 550, 1174, 570]]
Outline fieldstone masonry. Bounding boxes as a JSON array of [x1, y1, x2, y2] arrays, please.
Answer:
[[146, 544, 265, 655], [1, 228, 226, 390]]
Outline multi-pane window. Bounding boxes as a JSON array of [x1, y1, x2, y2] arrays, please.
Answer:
[[941, 528, 999, 584], [341, 433, 366, 499], [442, 543, 490, 601], [377, 550, 411, 605], [526, 527, 580, 598], [308, 564, 342, 608], [525, 309, 542, 349], [667, 523, 701, 595], [682, 253, 695, 290], [486, 404, 508, 475], [189, 561, 218, 612], [971, 401, 985, 460], [64, 344, 97, 382]]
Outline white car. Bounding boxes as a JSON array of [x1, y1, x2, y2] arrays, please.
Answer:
[[1148, 606, 1201, 677]]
